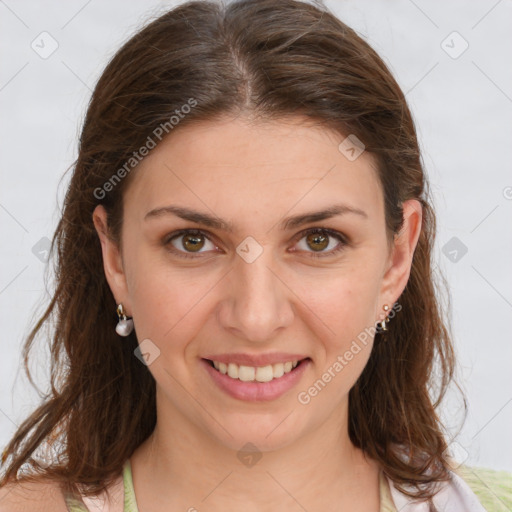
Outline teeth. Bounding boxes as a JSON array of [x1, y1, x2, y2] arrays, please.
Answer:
[[272, 362, 285, 378], [239, 365, 255, 382], [256, 365, 274, 382], [210, 359, 300, 382], [228, 363, 239, 379]]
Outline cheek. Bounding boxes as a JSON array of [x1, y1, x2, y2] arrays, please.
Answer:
[[125, 252, 218, 347], [296, 275, 380, 403], [297, 264, 382, 343], [292, 264, 382, 396]]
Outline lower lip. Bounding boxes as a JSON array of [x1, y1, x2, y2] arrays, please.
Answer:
[[201, 358, 311, 402]]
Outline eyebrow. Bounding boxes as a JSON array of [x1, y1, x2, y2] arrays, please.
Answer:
[[144, 203, 368, 232]]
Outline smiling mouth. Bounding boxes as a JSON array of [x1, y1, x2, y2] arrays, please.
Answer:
[[204, 358, 310, 383]]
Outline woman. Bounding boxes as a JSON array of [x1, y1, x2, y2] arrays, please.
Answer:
[[0, 0, 509, 510]]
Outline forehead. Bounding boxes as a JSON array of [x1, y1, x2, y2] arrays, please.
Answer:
[[123, 116, 384, 228]]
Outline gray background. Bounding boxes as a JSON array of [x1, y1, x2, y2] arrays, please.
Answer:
[[1, 0, 511, 473]]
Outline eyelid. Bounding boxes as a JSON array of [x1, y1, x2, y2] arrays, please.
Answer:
[[163, 227, 348, 259]]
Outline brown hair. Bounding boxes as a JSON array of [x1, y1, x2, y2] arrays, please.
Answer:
[[1, 0, 464, 503]]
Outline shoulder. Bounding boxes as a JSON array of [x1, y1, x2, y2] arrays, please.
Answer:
[[0, 477, 69, 512], [454, 464, 512, 510]]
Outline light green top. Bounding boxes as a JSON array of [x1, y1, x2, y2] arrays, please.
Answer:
[[379, 464, 512, 511], [64, 459, 138, 512], [65, 459, 512, 511], [454, 464, 512, 511]]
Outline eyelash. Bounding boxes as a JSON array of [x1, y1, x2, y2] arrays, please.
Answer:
[[163, 227, 348, 260]]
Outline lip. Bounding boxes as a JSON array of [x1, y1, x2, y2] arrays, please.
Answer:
[[202, 352, 310, 367], [201, 357, 311, 402]]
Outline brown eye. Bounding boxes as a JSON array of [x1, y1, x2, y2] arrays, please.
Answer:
[[294, 228, 347, 258], [181, 232, 205, 252], [305, 231, 329, 252], [165, 229, 217, 258]]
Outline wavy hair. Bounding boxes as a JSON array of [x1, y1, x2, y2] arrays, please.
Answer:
[[1, 0, 464, 503]]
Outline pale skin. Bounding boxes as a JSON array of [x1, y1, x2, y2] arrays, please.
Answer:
[[0, 115, 422, 511]]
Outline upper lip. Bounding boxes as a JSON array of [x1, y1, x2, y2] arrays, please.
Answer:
[[203, 353, 309, 367]]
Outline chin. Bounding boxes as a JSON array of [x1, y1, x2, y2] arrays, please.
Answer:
[[205, 413, 305, 455]]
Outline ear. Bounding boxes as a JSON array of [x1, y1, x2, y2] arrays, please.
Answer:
[[92, 204, 131, 313], [379, 199, 423, 305]]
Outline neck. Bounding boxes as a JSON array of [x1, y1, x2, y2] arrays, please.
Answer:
[[130, 390, 381, 511]]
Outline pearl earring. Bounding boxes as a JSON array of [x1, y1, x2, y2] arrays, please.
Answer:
[[379, 304, 390, 331], [116, 304, 134, 337]]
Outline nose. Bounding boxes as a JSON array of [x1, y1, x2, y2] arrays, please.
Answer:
[[217, 248, 295, 343]]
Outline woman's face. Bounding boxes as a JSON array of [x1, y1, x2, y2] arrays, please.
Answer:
[[94, 116, 420, 453]]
